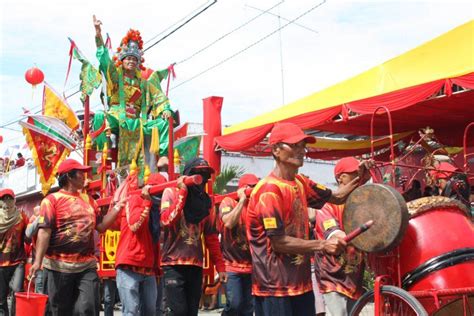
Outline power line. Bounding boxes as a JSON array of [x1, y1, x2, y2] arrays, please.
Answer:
[[144, 1, 214, 45], [245, 4, 319, 35], [143, 0, 218, 53], [176, 0, 284, 65], [171, 0, 327, 90]]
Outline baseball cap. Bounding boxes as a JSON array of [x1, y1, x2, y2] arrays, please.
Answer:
[[268, 122, 316, 145], [183, 158, 215, 175], [0, 188, 15, 199], [57, 159, 92, 175], [238, 174, 259, 188], [430, 162, 458, 180], [334, 157, 360, 177]]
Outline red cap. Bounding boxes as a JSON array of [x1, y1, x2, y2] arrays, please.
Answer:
[[268, 122, 316, 145], [147, 173, 167, 185], [430, 162, 458, 180], [57, 159, 92, 174], [334, 157, 360, 177], [238, 174, 259, 189], [0, 188, 15, 199]]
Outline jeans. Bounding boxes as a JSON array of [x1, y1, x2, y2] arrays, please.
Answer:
[[116, 267, 157, 316], [0, 264, 24, 316], [222, 272, 253, 316], [255, 291, 316, 316], [34, 269, 45, 294], [156, 278, 164, 316], [162, 265, 202, 316], [103, 279, 117, 316], [45, 267, 100, 316]]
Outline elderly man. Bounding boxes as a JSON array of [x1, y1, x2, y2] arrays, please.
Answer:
[[29, 159, 126, 316], [314, 157, 367, 316], [0, 188, 28, 316], [246, 122, 371, 316]]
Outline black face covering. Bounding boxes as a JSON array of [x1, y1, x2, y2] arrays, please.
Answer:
[[182, 158, 212, 224]]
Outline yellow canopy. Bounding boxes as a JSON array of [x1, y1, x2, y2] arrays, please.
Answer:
[[224, 20, 474, 135]]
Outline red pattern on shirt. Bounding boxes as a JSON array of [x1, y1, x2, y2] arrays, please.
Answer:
[[39, 190, 100, 264], [247, 173, 328, 297], [218, 197, 252, 274], [0, 212, 28, 266], [160, 187, 224, 271], [314, 203, 365, 300]]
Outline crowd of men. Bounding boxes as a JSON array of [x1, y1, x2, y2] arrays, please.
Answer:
[[0, 122, 472, 316]]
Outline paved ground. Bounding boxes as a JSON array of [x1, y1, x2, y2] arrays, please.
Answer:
[[100, 309, 223, 315]]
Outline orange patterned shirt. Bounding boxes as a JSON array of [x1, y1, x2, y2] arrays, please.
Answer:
[[0, 212, 28, 267], [218, 197, 252, 274], [246, 172, 332, 297], [39, 190, 101, 272], [314, 204, 365, 300]]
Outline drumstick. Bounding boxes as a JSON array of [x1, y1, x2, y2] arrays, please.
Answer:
[[344, 220, 374, 243]]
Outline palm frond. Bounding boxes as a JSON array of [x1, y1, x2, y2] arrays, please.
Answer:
[[213, 164, 245, 194]]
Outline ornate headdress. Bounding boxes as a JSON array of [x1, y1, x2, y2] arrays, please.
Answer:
[[113, 29, 146, 70]]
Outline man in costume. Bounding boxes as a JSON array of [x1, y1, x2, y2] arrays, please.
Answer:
[[93, 15, 174, 171], [314, 157, 366, 316]]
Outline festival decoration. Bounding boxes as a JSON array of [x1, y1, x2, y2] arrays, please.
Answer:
[[42, 82, 80, 130], [25, 66, 44, 86], [20, 115, 77, 194]]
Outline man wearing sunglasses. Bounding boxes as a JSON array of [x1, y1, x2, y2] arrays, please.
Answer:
[[219, 173, 259, 316], [246, 122, 372, 316], [0, 188, 29, 316]]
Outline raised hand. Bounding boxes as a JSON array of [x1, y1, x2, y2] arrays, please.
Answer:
[[93, 15, 102, 35]]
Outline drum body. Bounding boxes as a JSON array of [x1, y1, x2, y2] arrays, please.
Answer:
[[399, 196, 474, 292]]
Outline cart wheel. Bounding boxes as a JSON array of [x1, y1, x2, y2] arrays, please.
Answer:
[[350, 285, 428, 316]]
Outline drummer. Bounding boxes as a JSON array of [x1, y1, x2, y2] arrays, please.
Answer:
[[430, 162, 470, 208], [245, 123, 373, 316], [314, 157, 367, 316]]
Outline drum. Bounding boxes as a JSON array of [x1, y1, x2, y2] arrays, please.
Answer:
[[343, 184, 409, 253], [400, 196, 474, 314], [400, 196, 474, 289]]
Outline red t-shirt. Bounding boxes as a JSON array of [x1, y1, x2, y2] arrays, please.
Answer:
[[0, 212, 28, 267], [314, 204, 365, 300], [160, 187, 225, 271], [115, 194, 160, 274], [246, 172, 332, 297], [39, 190, 101, 272], [218, 197, 252, 274]]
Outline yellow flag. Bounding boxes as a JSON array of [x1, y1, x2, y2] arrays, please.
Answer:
[[43, 82, 80, 130]]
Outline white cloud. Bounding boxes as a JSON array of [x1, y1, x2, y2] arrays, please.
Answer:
[[1, 0, 473, 145]]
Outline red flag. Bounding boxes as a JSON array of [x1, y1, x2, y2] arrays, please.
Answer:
[[173, 123, 188, 141]]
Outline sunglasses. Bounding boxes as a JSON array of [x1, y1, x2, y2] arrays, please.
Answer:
[[0, 196, 14, 201]]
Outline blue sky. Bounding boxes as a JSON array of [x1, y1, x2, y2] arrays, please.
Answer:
[[0, 0, 473, 151]]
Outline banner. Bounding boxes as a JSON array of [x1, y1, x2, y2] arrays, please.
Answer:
[[174, 134, 203, 169], [43, 82, 80, 130], [20, 116, 76, 194]]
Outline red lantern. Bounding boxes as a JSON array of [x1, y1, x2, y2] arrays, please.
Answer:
[[141, 67, 154, 80], [25, 66, 45, 86]]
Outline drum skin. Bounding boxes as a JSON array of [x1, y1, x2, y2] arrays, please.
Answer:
[[399, 197, 474, 292], [343, 184, 409, 253]]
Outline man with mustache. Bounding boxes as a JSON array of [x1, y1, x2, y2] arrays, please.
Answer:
[[246, 123, 372, 316]]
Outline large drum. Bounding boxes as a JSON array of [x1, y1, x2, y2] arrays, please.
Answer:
[[401, 196, 474, 292]]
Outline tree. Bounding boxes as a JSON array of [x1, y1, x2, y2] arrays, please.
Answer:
[[213, 164, 245, 194]]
